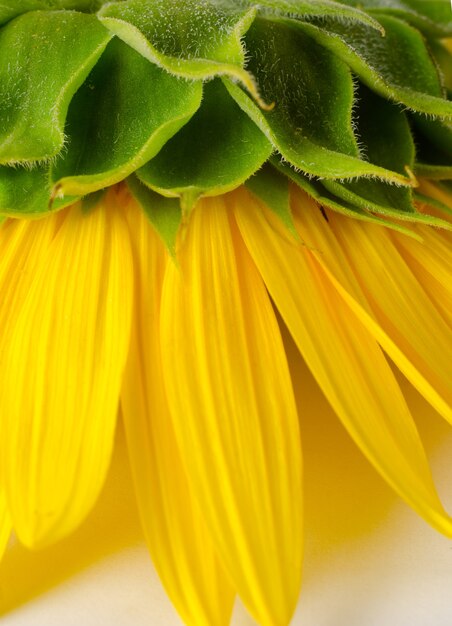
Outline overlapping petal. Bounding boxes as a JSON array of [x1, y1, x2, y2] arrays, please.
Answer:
[[328, 211, 452, 420], [393, 224, 452, 328], [233, 187, 452, 536], [0, 192, 133, 548], [160, 196, 303, 626], [121, 196, 235, 626]]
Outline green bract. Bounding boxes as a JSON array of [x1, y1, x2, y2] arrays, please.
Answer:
[[0, 0, 451, 248]]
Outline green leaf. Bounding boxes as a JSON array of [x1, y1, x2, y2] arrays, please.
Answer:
[[0, 165, 50, 215], [0, 10, 112, 164], [136, 79, 272, 209], [50, 37, 202, 197], [98, 0, 268, 107], [293, 14, 452, 117], [127, 174, 182, 256], [224, 17, 411, 184], [338, 0, 452, 36], [252, 0, 384, 31], [0, 164, 75, 216], [323, 86, 418, 219], [245, 162, 298, 239]]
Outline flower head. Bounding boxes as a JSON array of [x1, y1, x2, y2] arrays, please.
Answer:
[[0, 1, 451, 624]]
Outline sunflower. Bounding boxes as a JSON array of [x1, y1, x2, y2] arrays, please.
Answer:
[[0, 0, 451, 624]]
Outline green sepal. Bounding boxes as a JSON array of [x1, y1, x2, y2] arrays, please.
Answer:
[[245, 163, 298, 240], [323, 86, 419, 219], [338, 0, 452, 37], [50, 37, 202, 197], [225, 17, 411, 184], [0, 10, 112, 165], [136, 79, 272, 209], [270, 158, 420, 237], [127, 174, 182, 257], [0, 165, 50, 216], [98, 0, 268, 107], [0, 164, 76, 216], [294, 14, 452, 118], [253, 0, 384, 31], [321, 179, 452, 227]]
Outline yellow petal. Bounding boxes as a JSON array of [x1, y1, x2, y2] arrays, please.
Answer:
[[393, 224, 452, 328], [328, 212, 452, 423], [0, 192, 133, 548], [0, 215, 58, 347], [0, 491, 11, 562], [288, 190, 452, 425], [233, 188, 452, 536], [121, 198, 235, 626], [160, 196, 303, 626]]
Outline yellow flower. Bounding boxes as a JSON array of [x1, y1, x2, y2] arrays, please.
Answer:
[[0, 1, 451, 624], [0, 180, 451, 625]]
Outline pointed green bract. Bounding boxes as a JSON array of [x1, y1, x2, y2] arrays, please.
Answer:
[[323, 86, 418, 219], [271, 158, 418, 236], [0, 11, 112, 165], [338, 0, 452, 36], [225, 17, 411, 184], [0, 0, 449, 220], [98, 0, 266, 105], [136, 79, 272, 208], [50, 37, 202, 197], [250, 0, 384, 31], [127, 175, 182, 256], [294, 14, 452, 117]]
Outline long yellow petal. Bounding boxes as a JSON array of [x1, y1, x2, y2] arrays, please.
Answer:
[[392, 224, 452, 328], [0, 491, 11, 562], [0, 192, 133, 548], [328, 212, 452, 421], [233, 188, 452, 536], [288, 190, 452, 424], [160, 197, 303, 626], [121, 197, 235, 626]]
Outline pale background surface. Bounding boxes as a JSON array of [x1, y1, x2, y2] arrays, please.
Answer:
[[2, 342, 452, 625]]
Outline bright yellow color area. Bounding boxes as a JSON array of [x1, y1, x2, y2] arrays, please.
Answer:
[[0, 183, 451, 625], [161, 198, 303, 626], [120, 193, 235, 626], [0, 192, 133, 548]]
